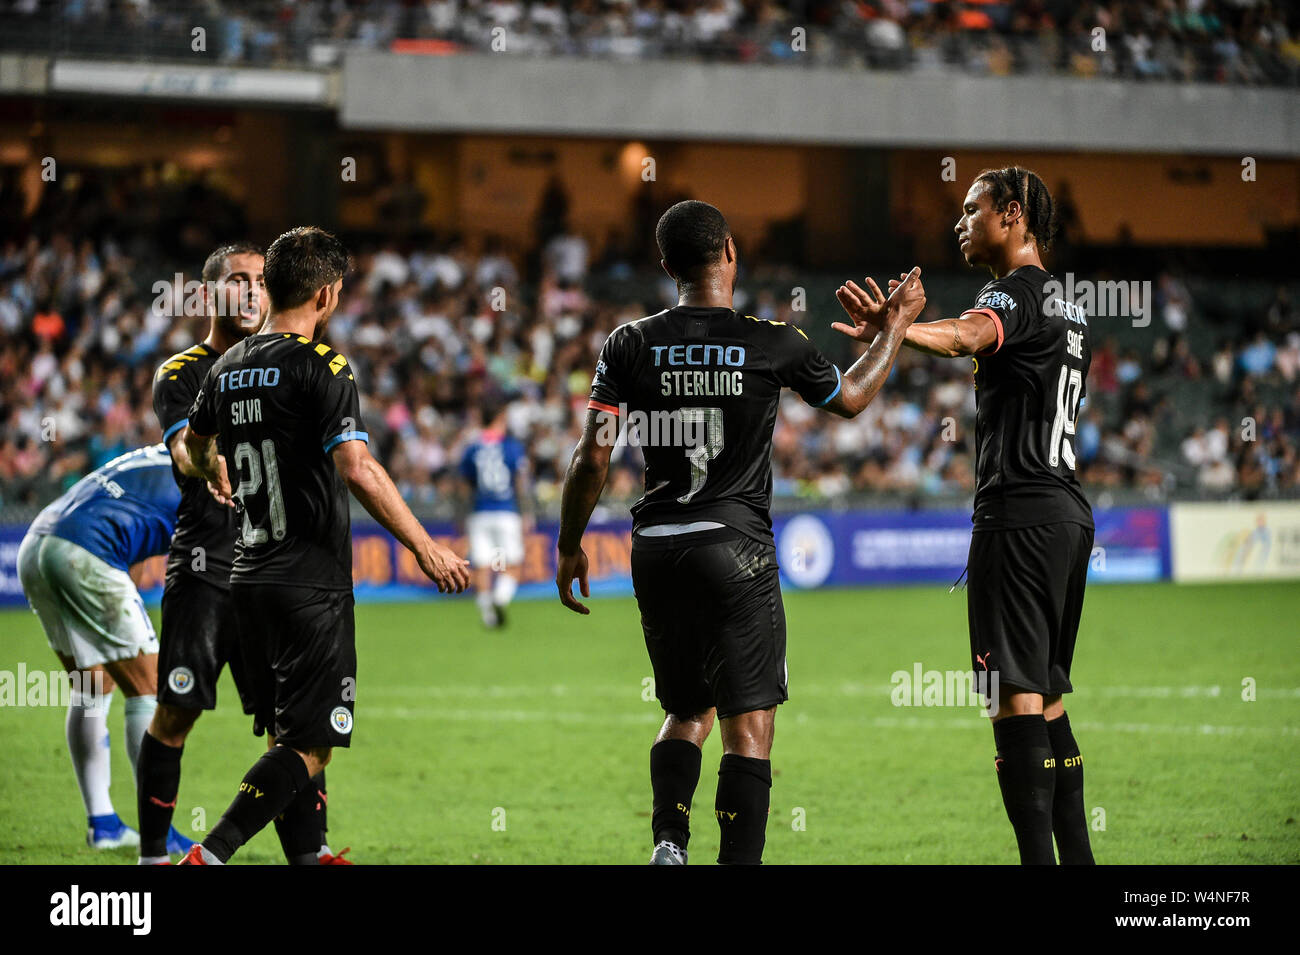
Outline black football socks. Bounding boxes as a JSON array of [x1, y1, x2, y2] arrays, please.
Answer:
[[992, 715, 1057, 865], [715, 754, 772, 865], [136, 731, 183, 859], [204, 746, 311, 863], [650, 739, 702, 850], [273, 775, 323, 865], [1046, 712, 1095, 864]]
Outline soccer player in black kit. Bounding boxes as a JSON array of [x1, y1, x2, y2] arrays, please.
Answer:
[[136, 242, 265, 865], [177, 227, 469, 865], [140, 243, 351, 863], [837, 167, 1096, 865], [556, 200, 927, 864]]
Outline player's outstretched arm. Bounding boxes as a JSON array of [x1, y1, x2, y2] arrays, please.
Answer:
[[823, 267, 927, 418], [837, 273, 998, 358], [331, 439, 470, 593], [555, 409, 615, 615]]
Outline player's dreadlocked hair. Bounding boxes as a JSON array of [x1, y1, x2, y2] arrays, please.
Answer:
[[656, 200, 730, 284], [264, 226, 351, 309], [975, 167, 1057, 251], [200, 241, 264, 283]]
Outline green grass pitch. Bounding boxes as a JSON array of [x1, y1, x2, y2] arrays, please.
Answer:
[[1, 581, 1296, 864]]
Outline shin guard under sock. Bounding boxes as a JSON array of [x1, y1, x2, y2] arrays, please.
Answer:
[[1047, 712, 1095, 864], [715, 753, 772, 865], [650, 739, 702, 850], [136, 731, 183, 858], [204, 746, 310, 863], [992, 715, 1057, 865]]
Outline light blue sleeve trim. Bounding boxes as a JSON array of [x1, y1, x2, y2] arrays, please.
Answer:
[[161, 418, 188, 445], [812, 366, 842, 408], [322, 430, 369, 454]]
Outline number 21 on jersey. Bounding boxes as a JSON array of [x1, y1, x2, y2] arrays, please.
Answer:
[[233, 439, 287, 544]]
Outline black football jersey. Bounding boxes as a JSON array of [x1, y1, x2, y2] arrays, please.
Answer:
[[965, 265, 1093, 530], [588, 306, 841, 542], [153, 342, 238, 588], [188, 332, 367, 591]]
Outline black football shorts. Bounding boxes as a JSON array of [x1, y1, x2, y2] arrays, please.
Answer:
[[157, 571, 254, 713], [967, 521, 1093, 697], [631, 527, 788, 721], [231, 582, 357, 750]]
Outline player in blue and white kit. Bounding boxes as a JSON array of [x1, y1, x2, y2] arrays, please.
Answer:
[[459, 399, 532, 628], [17, 444, 193, 854]]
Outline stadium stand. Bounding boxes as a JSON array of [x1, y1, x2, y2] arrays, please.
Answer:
[[1, 1, 1297, 86], [1, 164, 1296, 516]]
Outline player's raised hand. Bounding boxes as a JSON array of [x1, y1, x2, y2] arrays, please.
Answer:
[[556, 548, 591, 615], [418, 540, 471, 593], [883, 267, 926, 330], [832, 276, 890, 341]]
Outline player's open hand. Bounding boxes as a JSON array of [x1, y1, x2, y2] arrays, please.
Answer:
[[832, 276, 890, 341], [556, 548, 591, 615], [882, 267, 927, 329], [835, 267, 925, 339], [418, 541, 471, 593]]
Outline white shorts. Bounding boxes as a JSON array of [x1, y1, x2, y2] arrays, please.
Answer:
[[467, 511, 525, 569], [17, 532, 159, 670]]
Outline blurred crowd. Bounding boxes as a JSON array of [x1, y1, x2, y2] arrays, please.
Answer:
[[4, 0, 1298, 86], [2, 169, 1299, 514]]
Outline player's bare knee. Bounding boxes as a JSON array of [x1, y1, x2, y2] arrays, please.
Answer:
[[104, 652, 158, 698], [67, 664, 114, 698], [151, 703, 200, 745], [719, 709, 775, 757], [992, 686, 1045, 721], [295, 746, 333, 774], [657, 709, 714, 746]]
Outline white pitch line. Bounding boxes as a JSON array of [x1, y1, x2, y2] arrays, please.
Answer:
[[365, 706, 658, 726], [826, 683, 1300, 700], [362, 705, 1300, 737], [368, 683, 1300, 701]]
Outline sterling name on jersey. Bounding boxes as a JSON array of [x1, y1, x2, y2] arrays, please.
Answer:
[[154, 342, 239, 586], [188, 332, 368, 591], [29, 444, 180, 570], [588, 305, 841, 542], [965, 265, 1092, 530]]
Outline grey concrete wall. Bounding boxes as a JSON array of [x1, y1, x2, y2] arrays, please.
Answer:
[[341, 51, 1299, 156]]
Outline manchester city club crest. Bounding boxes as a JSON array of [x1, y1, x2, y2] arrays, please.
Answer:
[[167, 667, 195, 695], [330, 706, 353, 735]]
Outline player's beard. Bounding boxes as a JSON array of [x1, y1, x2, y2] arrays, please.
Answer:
[[213, 312, 257, 343]]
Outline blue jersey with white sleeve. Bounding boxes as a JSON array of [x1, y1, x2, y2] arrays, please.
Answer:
[[28, 444, 181, 571], [459, 432, 526, 513]]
